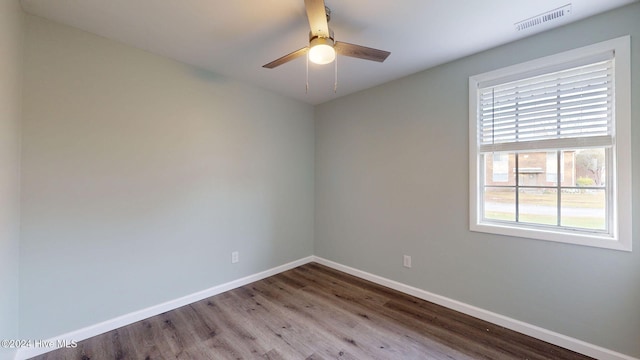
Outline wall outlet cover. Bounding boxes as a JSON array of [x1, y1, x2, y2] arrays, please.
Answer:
[[403, 255, 411, 268]]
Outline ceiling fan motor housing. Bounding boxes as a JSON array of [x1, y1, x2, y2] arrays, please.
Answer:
[[310, 36, 334, 48], [309, 27, 334, 44]]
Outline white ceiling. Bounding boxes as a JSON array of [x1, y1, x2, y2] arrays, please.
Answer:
[[20, 0, 637, 105]]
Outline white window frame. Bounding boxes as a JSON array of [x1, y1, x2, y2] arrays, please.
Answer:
[[469, 36, 631, 251]]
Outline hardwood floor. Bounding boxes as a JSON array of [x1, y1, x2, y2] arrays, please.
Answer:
[[32, 263, 593, 359]]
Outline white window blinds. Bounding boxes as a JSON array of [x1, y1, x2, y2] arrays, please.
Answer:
[[477, 52, 614, 152]]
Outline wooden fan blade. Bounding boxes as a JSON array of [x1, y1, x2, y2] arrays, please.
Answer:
[[263, 47, 309, 69], [304, 0, 330, 38], [334, 41, 390, 62]]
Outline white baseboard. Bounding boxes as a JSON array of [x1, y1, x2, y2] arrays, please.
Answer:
[[311, 256, 638, 360], [16, 255, 637, 360], [15, 256, 314, 360]]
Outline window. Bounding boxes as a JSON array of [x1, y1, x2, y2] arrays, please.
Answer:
[[492, 153, 509, 182], [469, 36, 631, 251]]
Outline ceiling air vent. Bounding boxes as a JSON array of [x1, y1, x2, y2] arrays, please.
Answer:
[[515, 4, 572, 31]]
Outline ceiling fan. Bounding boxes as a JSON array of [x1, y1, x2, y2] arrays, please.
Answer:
[[263, 0, 391, 69]]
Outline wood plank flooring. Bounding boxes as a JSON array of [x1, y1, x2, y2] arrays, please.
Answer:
[[32, 263, 594, 360]]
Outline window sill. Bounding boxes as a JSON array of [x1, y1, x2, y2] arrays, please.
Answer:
[[470, 221, 631, 252]]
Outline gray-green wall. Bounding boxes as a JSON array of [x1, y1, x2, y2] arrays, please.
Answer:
[[0, 1, 23, 359], [19, 15, 315, 340], [315, 3, 640, 357]]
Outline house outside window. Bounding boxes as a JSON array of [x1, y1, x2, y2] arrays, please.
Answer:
[[469, 36, 631, 251]]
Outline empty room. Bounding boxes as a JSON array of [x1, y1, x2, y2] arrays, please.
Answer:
[[1, 0, 639, 359]]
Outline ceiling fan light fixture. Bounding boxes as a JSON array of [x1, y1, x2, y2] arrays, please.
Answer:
[[308, 37, 336, 65]]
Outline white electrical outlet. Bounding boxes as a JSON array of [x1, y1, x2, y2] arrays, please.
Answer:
[[231, 251, 239, 264], [403, 255, 412, 268]]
